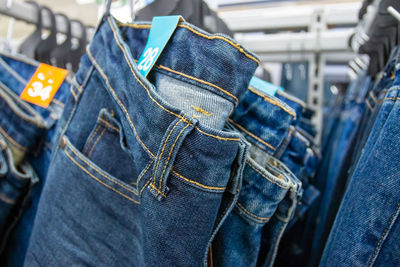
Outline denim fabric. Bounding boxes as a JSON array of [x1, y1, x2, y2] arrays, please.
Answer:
[[213, 88, 302, 267], [320, 85, 400, 266], [0, 54, 70, 266], [25, 16, 259, 266]]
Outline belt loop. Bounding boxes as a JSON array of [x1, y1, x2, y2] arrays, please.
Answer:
[[149, 114, 198, 201]]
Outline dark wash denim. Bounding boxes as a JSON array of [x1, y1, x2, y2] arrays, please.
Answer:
[[25, 16, 259, 266], [212, 88, 302, 267], [0, 54, 70, 266], [321, 85, 400, 266]]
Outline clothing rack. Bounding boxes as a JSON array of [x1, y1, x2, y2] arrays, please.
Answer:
[[0, 0, 94, 39]]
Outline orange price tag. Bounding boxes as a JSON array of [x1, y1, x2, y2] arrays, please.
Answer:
[[20, 63, 68, 108]]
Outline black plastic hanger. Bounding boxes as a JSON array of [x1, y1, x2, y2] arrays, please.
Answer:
[[50, 13, 72, 68], [35, 5, 57, 64], [69, 19, 87, 72], [18, 1, 42, 58]]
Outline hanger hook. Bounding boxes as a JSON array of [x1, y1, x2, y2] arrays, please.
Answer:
[[388, 6, 400, 23]]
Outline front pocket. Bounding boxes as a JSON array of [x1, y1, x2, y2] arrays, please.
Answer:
[[81, 108, 139, 186]]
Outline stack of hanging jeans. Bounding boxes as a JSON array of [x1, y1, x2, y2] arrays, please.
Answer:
[[0, 54, 70, 266]]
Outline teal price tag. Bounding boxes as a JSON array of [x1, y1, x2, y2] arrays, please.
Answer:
[[137, 15, 183, 77], [249, 76, 284, 96]]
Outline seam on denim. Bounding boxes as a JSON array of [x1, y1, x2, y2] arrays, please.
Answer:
[[70, 84, 78, 101], [385, 97, 400, 101], [134, 159, 153, 186], [369, 91, 377, 103], [66, 141, 139, 195], [387, 86, 400, 93], [0, 193, 15, 204], [83, 123, 101, 155], [140, 176, 153, 196], [65, 149, 140, 204], [0, 126, 26, 151], [171, 170, 226, 191], [247, 161, 289, 189], [108, 19, 241, 143], [52, 98, 64, 107], [159, 122, 190, 189], [191, 105, 213, 116], [99, 118, 120, 132], [87, 49, 156, 159], [248, 88, 297, 119], [153, 118, 183, 185], [88, 127, 107, 157], [366, 99, 373, 111], [149, 182, 167, 198], [157, 64, 239, 104], [368, 200, 400, 267], [237, 202, 270, 221], [116, 22, 260, 66], [229, 119, 276, 151], [276, 90, 306, 109]]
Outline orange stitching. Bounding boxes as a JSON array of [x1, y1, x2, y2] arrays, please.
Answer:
[[88, 127, 106, 157], [135, 160, 153, 185], [159, 123, 190, 189], [83, 124, 101, 155], [368, 200, 400, 267], [276, 90, 306, 108], [66, 141, 139, 195], [229, 119, 276, 151], [72, 80, 83, 93], [157, 64, 239, 103], [108, 19, 241, 143], [246, 161, 289, 189], [140, 176, 152, 196], [149, 183, 167, 198], [385, 97, 400, 101], [70, 85, 78, 100], [153, 118, 183, 185], [99, 118, 120, 132], [87, 49, 156, 158], [387, 87, 400, 93], [52, 98, 64, 107], [171, 170, 225, 190], [0, 193, 15, 204], [237, 202, 270, 221], [248, 88, 296, 118], [64, 150, 139, 204], [0, 126, 26, 151], [191, 105, 213, 116], [116, 21, 260, 66]]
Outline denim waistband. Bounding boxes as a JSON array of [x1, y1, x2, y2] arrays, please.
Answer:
[[275, 90, 306, 120], [83, 16, 259, 191], [230, 88, 296, 156], [0, 55, 70, 154]]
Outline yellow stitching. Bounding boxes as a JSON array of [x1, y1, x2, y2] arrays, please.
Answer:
[[157, 64, 239, 103], [0, 126, 26, 151], [149, 182, 167, 198], [153, 118, 183, 185], [116, 21, 260, 66], [0, 193, 15, 204], [64, 150, 139, 204], [247, 161, 290, 189], [229, 119, 276, 151], [387, 87, 400, 93], [237, 202, 270, 221], [70, 85, 78, 100], [171, 170, 225, 190], [248, 88, 296, 119], [83, 124, 101, 155], [108, 19, 240, 143], [87, 49, 156, 158], [385, 97, 400, 101], [159, 123, 190, 189], [52, 98, 64, 107], [191, 105, 213, 116], [66, 141, 139, 195], [135, 160, 153, 185], [99, 118, 120, 132], [88, 127, 106, 157], [72, 80, 83, 93], [140, 176, 152, 195], [366, 99, 373, 111], [275, 90, 306, 108]]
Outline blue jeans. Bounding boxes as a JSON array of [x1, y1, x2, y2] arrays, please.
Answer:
[[0, 54, 70, 266], [321, 79, 400, 266], [25, 16, 259, 266], [212, 88, 302, 267]]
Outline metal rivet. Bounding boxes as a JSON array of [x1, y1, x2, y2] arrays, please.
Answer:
[[59, 136, 66, 149]]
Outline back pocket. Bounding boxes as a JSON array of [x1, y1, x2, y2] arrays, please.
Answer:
[[82, 108, 138, 185]]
